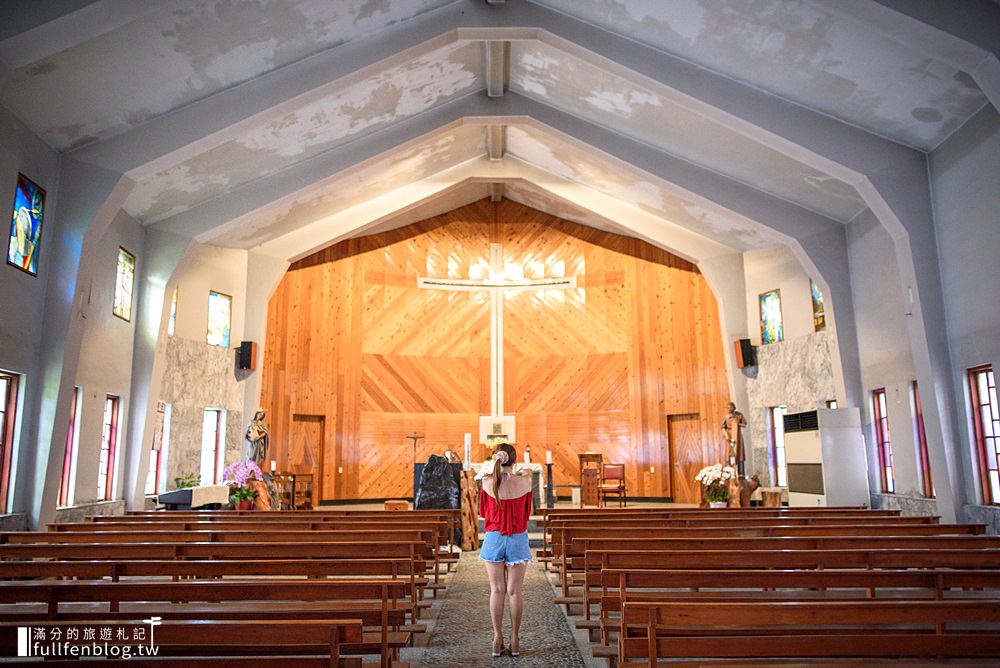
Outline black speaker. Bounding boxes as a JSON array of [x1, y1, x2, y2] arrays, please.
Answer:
[[238, 341, 257, 370], [734, 338, 756, 368]]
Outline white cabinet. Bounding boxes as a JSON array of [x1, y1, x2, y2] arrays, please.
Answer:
[[784, 408, 869, 507]]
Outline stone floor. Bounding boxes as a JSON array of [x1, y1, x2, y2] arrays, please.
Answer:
[[415, 552, 588, 668]]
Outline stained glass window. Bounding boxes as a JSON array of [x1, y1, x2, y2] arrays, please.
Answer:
[[200, 408, 225, 485], [810, 278, 826, 332], [97, 395, 119, 501], [6, 173, 45, 276], [58, 386, 81, 507], [769, 405, 788, 487], [207, 291, 232, 348], [873, 388, 894, 493], [759, 289, 783, 345], [113, 248, 135, 321], [167, 287, 177, 336], [969, 365, 999, 504], [0, 372, 19, 513]]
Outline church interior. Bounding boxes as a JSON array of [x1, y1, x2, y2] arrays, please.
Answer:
[[0, 0, 999, 665]]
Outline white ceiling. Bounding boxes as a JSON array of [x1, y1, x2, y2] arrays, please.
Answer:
[[0, 0, 995, 261]]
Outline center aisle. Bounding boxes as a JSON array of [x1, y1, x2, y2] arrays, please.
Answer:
[[417, 552, 587, 667]]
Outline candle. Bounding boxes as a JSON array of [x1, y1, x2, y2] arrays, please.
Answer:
[[270, 460, 277, 473], [463, 433, 472, 471], [546, 450, 552, 464]]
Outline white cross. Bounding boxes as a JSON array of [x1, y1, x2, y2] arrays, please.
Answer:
[[418, 243, 576, 416]]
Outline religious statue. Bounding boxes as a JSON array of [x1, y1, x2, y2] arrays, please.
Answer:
[[244, 410, 269, 467], [721, 402, 748, 475]]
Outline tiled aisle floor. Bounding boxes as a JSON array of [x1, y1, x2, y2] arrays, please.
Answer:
[[416, 552, 587, 668]]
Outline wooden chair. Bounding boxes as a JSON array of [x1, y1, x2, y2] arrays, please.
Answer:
[[598, 464, 626, 507]]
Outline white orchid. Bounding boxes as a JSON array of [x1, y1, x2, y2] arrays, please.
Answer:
[[694, 463, 737, 503]]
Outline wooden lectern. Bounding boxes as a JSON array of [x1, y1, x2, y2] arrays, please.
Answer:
[[578, 452, 603, 507]]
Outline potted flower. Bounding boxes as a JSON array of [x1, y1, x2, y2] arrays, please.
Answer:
[[695, 463, 737, 508], [222, 459, 263, 510]]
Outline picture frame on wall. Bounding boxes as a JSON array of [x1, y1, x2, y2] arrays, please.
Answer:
[[6, 173, 46, 276], [759, 288, 784, 345]]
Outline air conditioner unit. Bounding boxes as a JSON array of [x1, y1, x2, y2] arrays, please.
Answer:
[[783, 407, 869, 507]]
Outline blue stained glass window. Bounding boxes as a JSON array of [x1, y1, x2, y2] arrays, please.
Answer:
[[7, 173, 45, 276]]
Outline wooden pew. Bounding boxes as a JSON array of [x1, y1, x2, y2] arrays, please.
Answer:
[[0, 557, 429, 624], [619, 600, 1000, 666], [538, 507, 903, 557], [578, 547, 1000, 621], [57, 519, 452, 556], [544, 515, 939, 562], [115, 509, 462, 560], [0, 619, 366, 667], [550, 523, 987, 601], [47, 520, 452, 588], [2, 529, 445, 585], [0, 580, 411, 667], [0, 540, 423, 563], [595, 568, 1000, 647]]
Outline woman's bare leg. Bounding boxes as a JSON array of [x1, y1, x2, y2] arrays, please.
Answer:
[[485, 561, 507, 651], [505, 562, 528, 652]]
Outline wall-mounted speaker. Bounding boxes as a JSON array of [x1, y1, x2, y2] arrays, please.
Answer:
[[238, 341, 257, 370], [734, 338, 756, 368]]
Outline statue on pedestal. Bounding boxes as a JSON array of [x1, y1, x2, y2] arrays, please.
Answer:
[[721, 402, 748, 475], [245, 409, 269, 467]]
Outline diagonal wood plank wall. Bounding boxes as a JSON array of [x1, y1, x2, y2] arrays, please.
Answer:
[[260, 199, 730, 500]]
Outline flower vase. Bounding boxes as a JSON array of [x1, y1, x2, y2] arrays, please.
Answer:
[[709, 501, 727, 508], [237, 498, 253, 511]]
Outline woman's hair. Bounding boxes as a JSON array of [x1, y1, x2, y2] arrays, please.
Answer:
[[491, 443, 517, 495]]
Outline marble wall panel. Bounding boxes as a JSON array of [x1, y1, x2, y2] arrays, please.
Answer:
[[964, 504, 1000, 536], [744, 330, 838, 486], [870, 493, 938, 518], [160, 336, 246, 489]]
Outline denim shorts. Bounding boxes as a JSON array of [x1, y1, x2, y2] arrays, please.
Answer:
[[479, 530, 532, 566]]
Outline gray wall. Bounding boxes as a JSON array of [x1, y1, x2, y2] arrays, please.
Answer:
[[0, 107, 60, 517], [70, 210, 144, 505], [846, 208, 928, 502], [930, 104, 1000, 525]]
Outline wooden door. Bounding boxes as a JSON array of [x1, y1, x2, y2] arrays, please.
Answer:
[[668, 413, 702, 504], [288, 414, 324, 506]]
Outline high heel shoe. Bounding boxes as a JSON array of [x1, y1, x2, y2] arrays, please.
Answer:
[[509, 637, 520, 657], [492, 636, 504, 657]]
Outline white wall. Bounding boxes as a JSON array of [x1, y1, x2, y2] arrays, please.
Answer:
[[742, 246, 817, 346], [172, 245, 248, 345], [71, 210, 144, 504], [930, 104, 1000, 514], [846, 208, 923, 499], [740, 246, 841, 486], [0, 108, 61, 516], [158, 245, 250, 490]]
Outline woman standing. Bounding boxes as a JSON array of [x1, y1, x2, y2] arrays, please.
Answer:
[[479, 442, 533, 657]]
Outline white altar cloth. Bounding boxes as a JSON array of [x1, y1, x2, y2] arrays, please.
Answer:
[[187, 485, 230, 508]]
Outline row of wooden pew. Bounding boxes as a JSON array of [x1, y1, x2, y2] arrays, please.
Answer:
[[0, 508, 461, 667], [539, 506, 1000, 666]]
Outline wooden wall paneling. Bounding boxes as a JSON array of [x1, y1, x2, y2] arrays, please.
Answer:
[[261, 198, 731, 501]]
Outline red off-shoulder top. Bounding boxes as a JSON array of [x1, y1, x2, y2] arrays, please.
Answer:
[[479, 490, 531, 536]]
